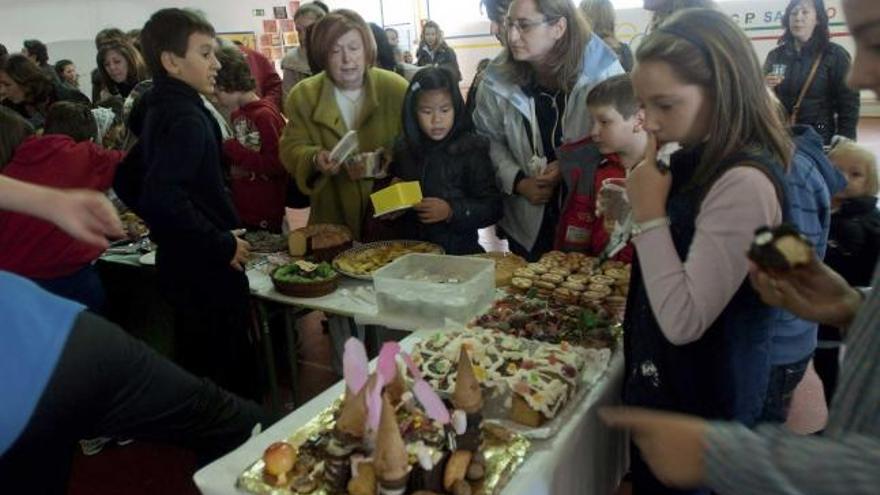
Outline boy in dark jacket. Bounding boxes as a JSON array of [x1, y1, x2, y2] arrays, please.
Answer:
[[816, 140, 880, 404], [0, 102, 123, 311], [129, 9, 258, 400], [214, 46, 287, 232], [377, 67, 501, 255]]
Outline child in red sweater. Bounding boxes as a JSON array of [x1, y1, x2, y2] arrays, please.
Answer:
[[0, 102, 124, 310], [214, 46, 287, 232], [586, 74, 648, 261]]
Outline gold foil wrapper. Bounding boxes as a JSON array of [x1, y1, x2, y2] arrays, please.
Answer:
[[238, 400, 530, 495]]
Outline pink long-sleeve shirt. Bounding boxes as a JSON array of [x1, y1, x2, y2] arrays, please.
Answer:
[[632, 167, 783, 345]]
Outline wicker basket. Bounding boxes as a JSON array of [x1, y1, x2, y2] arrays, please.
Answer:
[[271, 269, 340, 298]]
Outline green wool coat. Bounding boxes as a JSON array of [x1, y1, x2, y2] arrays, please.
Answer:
[[279, 67, 408, 240]]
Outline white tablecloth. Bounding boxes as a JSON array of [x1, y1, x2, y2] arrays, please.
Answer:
[[193, 330, 628, 495]]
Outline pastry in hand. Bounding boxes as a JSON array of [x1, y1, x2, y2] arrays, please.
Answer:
[[748, 224, 813, 271]]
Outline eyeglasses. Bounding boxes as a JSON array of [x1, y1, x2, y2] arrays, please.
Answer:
[[502, 16, 560, 34]]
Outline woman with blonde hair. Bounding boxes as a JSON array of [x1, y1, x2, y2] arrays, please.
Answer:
[[279, 9, 408, 240], [416, 20, 462, 82], [473, 0, 623, 261], [579, 0, 633, 71]]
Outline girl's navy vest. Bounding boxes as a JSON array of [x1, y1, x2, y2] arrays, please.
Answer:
[[623, 145, 790, 426]]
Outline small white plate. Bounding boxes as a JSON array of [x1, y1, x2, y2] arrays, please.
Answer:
[[139, 251, 156, 266]]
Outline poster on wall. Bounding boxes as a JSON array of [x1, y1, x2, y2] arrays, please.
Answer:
[[259, 33, 282, 47], [283, 32, 299, 46], [280, 19, 296, 33], [274, 6, 288, 19], [217, 32, 257, 49], [262, 19, 278, 33], [289, 1, 301, 17]]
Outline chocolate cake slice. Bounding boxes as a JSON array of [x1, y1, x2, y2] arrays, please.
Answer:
[[748, 225, 813, 270]]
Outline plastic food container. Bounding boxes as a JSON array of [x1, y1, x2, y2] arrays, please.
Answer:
[[370, 181, 423, 217], [373, 253, 495, 326]]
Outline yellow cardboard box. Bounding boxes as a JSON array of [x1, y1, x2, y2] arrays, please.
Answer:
[[370, 181, 423, 217]]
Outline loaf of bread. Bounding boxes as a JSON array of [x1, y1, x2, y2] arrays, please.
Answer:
[[288, 224, 352, 261]]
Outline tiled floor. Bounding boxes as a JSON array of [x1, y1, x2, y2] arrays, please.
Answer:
[[66, 118, 880, 495]]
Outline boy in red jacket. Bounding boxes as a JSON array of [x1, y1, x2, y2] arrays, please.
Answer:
[[0, 102, 124, 310], [214, 46, 287, 232], [585, 74, 648, 261]]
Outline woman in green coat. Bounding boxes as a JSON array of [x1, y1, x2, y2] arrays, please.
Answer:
[[279, 9, 408, 240]]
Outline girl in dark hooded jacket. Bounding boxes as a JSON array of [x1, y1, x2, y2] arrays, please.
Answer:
[[378, 67, 501, 255]]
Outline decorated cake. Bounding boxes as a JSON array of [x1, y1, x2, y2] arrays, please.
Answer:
[[412, 330, 611, 429], [253, 339, 510, 495]]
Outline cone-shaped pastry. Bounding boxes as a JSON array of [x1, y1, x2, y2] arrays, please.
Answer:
[[385, 365, 406, 406], [373, 394, 410, 490], [452, 347, 483, 414], [336, 385, 368, 439]]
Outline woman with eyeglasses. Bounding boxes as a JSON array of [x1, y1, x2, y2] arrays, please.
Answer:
[[473, 0, 623, 261]]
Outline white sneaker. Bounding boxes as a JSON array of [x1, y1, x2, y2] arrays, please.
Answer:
[[79, 437, 112, 456]]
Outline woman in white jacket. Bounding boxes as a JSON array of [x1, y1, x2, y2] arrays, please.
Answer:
[[473, 0, 623, 260]]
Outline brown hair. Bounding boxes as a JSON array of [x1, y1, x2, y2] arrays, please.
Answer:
[[636, 8, 793, 189], [0, 106, 33, 170], [308, 9, 377, 75], [45, 101, 98, 142], [649, 0, 717, 31], [420, 20, 447, 48], [495, 0, 592, 91], [587, 74, 639, 118], [579, 0, 619, 49], [97, 41, 149, 90], [141, 8, 216, 78], [0, 54, 54, 105], [829, 140, 879, 196], [215, 46, 256, 92]]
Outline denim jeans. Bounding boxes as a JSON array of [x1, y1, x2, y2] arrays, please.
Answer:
[[760, 354, 812, 423]]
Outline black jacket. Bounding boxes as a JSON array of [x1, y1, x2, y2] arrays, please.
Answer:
[[389, 132, 501, 255], [416, 43, 462, 82], [765, 39, 860, 144], [825, 196, 880, 288], [119, 76, 246, 309]]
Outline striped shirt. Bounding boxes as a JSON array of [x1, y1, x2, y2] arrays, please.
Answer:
[[705, 265, 880, 494]]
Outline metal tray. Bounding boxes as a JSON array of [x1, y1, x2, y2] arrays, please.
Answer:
[[331, 240, 444, 280]]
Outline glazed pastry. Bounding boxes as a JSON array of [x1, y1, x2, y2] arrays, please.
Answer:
[[540, 273, 565, 285], [581, 291, 606, 302], [549, 267, 571, 277], [528, 263, 550, 275], [748, 225, 813, 270], [587, 284, 613, 296], [534, 280, 556, 291], [510, 277, 533, 291], [513, 267, 536, 280], [604, 268, 629, 282], [589, 275, 616, 286], [561, 281, 586, 292]]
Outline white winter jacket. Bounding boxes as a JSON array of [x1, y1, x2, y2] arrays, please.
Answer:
[[473, 34, 624, 251]]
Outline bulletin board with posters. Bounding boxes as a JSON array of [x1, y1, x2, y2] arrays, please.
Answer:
[[217, 32, 258, 50]]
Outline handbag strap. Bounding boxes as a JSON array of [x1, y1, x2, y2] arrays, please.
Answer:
[[790, 53, 824, 125]]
